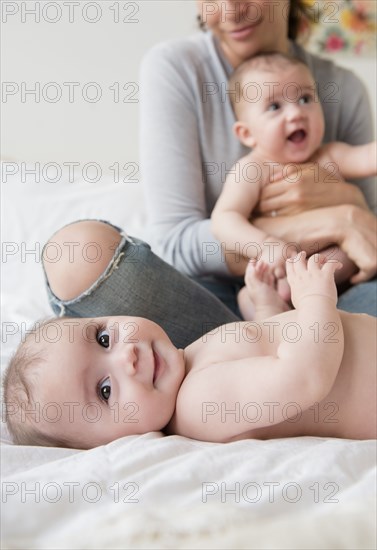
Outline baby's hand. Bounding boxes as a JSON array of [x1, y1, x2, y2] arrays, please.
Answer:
[[286, 252, 342, 309]]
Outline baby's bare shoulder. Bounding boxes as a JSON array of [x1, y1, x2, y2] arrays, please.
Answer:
[[170, 361, 221, 439], [313, 142, 351, 169]]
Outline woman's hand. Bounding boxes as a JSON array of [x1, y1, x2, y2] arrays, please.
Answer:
[[254, 205, 377, 285], [335, 205, 377, 284], [257, 163, 368, 217]]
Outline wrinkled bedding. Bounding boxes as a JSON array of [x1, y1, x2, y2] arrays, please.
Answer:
[[1, 168, 376, 549]]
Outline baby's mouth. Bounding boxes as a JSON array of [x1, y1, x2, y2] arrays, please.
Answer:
[[153, 349, 161, 385], [287, 129, 307, 143]]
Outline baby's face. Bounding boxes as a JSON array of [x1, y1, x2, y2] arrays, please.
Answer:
[[237, 64, 325, 164], [34, 316, 185, 448]]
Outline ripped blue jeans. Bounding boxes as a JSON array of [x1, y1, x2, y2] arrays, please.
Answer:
[[42, 220, 240, 349], [43, 220, 377, 349]]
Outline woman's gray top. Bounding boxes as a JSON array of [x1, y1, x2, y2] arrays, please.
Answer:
[[140, 31, 375, 277]]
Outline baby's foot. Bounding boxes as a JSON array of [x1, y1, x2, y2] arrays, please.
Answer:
[[277, 277, 291, 303], [243, 260, 291, 320]]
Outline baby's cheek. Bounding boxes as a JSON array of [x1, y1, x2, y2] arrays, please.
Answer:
[[119, 401, 141, 428]]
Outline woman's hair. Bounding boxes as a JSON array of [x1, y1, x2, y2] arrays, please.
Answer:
[[197, 0, 316, 41], [288, 0, 316, 40], [3, 318, 75, 449]]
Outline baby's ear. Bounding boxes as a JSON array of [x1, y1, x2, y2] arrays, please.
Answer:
[[233, 121, 256, 148]]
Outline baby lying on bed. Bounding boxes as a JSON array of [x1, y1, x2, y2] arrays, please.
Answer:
[[4, 253, 376, 449]]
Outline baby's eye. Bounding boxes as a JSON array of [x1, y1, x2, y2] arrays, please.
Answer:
[[98, 377, 111, 402], [298, 94, 311, 105], [97, 328, 110, 348], [268, 102, 280, 112]]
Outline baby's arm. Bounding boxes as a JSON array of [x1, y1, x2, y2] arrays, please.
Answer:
[[211, 154, 288, 270], [175, 253, 344, 442], [324, 141, 377, 180]]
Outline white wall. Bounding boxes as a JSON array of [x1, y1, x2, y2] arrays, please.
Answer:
[[2, 0, 376, 177], [2, 0, 198, 175]]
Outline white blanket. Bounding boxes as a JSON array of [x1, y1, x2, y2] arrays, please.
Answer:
[[1, 167, 376, 549], [2, 434, 376, 549]]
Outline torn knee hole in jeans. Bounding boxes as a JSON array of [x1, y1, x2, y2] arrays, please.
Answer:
[[54, 251, 125, 317], [102, 252, 124, 282]]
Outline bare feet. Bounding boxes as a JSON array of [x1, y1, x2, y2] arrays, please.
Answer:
[[238, 260, 291, 321], [277, 277, 291, 303]]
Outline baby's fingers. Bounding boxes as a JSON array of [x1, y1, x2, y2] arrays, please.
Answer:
[[321, 258, 343, 276], [307, 253, 322, 270], [286, 251, 306, 278], [288, 251, 307, 269]]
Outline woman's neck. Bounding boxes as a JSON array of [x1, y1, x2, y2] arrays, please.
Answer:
[[216, 35, 291, 69]]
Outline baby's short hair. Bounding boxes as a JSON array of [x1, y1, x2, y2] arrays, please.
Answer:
[[229, 51, 309, 118], [3, 318, 72, 448]]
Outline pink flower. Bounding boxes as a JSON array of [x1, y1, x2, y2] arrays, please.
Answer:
[[325, 34, 346, 52]]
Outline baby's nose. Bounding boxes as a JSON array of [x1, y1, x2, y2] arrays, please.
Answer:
[[286, 103, 303, 121], [116, 344, 138, 375]]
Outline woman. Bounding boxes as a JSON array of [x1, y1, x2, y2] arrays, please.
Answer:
[[43, 1, 376, 349], [140, 0, 376, 313]]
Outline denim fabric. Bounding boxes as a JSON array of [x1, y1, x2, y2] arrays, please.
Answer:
[[42, 220, 376, 351], [42, 220, 240, 349], [191, 276, 244, 318], [337, 278, 377, 316]]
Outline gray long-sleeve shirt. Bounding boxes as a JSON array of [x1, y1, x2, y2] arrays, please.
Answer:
[[140, 31, 375, 278]]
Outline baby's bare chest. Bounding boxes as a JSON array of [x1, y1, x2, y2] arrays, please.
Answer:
[[185, 319, 286, 374]]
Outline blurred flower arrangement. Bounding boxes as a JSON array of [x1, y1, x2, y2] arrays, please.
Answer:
[[299, 0, 376, 56]]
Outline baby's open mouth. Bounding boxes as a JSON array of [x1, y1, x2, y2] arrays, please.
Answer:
[[287, 129, 307, 143]]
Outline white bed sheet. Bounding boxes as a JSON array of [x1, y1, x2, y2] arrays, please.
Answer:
[[2, 434, 376, 549], [1, 166, 376, 549]]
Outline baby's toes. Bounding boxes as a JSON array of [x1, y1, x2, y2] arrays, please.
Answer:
[[258, 260, 275, 287], [277, 278, 291, 302], [255, 260, 267, 281], [245, 260, 265, 288], [245, 260, 275, 289], [245, 260, 258, 283]]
